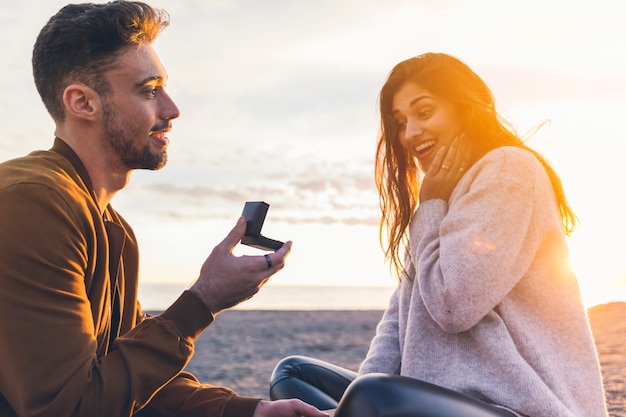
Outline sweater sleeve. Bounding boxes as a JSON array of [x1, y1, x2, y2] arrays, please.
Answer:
[[411, 148, 552, 333], [358, 287, 402, 375]]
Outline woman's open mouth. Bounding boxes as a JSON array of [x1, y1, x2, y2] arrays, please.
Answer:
[[414, 139, 436, 159]]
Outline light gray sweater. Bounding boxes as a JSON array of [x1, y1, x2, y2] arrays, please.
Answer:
[[359, 147, 608, 417]]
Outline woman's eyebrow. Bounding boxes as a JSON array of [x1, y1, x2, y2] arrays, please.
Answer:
[[392, 95, 431, 116]]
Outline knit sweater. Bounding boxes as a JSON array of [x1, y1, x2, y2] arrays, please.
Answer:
[[359, 147, 608, 417]]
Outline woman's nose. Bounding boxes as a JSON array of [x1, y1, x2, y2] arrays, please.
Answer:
[[404, 118, 423, 140]]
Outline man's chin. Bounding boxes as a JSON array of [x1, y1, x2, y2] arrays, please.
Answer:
[[124, 152, 167, 171], [145, 157, 167, 171]]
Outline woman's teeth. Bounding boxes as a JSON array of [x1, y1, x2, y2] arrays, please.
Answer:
[[415, 140, 435, 156]]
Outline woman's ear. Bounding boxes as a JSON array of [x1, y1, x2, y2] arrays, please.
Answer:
[[62, 83, 101, 121]]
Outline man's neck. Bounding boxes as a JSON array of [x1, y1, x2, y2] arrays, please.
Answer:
[[55, 128, 130, 213], [81, 156, 130, 212]]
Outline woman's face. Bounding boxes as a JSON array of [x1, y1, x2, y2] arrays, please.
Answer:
[[391, 82, 464, 172]]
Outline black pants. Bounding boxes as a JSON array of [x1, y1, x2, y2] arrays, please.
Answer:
[[270, 355, 520, 417]]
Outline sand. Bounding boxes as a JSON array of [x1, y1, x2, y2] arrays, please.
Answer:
[[589, 303, 626, 416], [174, 302, 626, 416]]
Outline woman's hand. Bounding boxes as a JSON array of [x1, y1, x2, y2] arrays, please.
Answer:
[[419, 134, 471, 202]]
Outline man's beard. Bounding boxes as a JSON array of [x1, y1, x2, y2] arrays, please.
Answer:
[[103, 103, 167, 171]]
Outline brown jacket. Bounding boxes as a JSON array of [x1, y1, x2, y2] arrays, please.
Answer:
[[0, 138, 260, 416]]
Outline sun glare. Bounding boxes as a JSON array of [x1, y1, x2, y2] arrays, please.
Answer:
[[567, 232, 626, 308]]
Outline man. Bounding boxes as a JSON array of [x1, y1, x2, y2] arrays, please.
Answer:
[[0, 2, 327, 417]]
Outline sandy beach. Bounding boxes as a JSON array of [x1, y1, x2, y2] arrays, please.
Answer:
[[173, 302, 626, 416]]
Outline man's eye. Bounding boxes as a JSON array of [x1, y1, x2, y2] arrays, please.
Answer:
[[146, 87, 160, 98]]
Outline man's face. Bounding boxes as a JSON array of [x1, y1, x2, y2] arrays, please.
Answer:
[[101, 44, 180, 171]]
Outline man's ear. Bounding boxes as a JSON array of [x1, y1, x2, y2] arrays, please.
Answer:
[[62, 83, 102, 121]]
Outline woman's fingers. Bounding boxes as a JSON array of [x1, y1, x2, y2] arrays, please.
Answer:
[[453, 133, 471, 175], [419, 134, 469, 202], [429, 145, 447, 176], [439, 136, 459, 175]]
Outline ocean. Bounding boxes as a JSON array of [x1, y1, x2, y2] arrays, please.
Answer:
[[138, 283, 395, 311]]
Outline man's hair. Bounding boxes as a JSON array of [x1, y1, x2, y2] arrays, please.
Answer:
[[32, 1, 169, 122]]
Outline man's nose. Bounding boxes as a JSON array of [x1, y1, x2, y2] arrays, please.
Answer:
[[161, 90, 181, 120]]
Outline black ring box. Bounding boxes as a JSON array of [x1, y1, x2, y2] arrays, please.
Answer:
[[240, 201, 284, 251]]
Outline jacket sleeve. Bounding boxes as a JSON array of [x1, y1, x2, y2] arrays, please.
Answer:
[[136, 372, 260, 417], [0, 181, 260, 417], [410, 148, 556, 333], [132, 294, 262, 417]]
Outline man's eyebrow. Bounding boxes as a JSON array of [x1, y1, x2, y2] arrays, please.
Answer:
[[135, 76, 166, 87]]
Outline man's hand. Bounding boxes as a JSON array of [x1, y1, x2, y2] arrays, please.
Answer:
[[189, 216, 292, 314], [253, 399, 329, 417]]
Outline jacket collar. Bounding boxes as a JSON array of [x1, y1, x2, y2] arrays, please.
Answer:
[[51, 137, 102, 215]]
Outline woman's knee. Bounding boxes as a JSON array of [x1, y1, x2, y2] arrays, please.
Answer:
[[271, 355, 314, 381], [335, 374, 388, 417], [336, 374, 520, 417], [339, 373, 387, 401], [272, 355, 357, 384], [270, 355, 357, 406], [270, 355, 345, 408]]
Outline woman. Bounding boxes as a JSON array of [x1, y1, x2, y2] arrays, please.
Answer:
[[270, 53, 608, 417]]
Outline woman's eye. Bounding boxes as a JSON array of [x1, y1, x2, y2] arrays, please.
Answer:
[[418, 109, 431, 118], [396, 121, 406, 130]]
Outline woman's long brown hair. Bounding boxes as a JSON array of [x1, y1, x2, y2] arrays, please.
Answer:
[[375, 53, 577, 280]]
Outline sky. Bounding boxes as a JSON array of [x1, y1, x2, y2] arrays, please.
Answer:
[[1, 0, 625, 308]]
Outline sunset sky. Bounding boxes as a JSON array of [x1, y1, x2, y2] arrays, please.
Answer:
[[1, 0, 625, 308]]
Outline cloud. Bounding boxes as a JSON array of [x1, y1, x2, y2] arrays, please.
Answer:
[[115, 142, 379, 228], [479, 66, 626, 105]]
